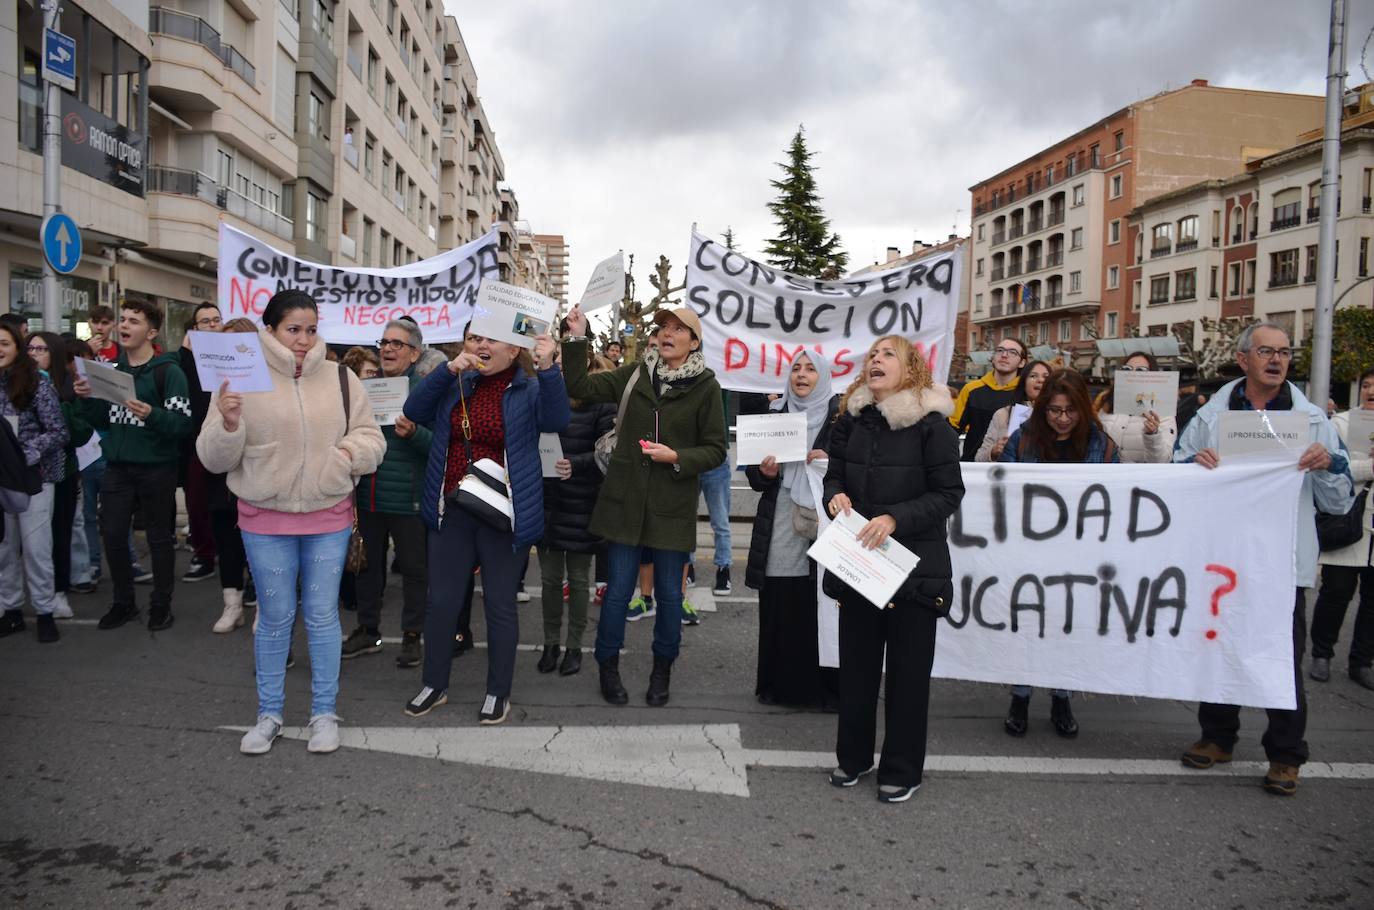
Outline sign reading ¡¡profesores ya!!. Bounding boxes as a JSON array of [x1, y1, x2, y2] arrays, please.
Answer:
[[685, 229, 961, 393], [218, 223, 499, 345]]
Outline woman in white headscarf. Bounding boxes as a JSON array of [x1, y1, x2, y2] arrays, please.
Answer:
[[744, 350, 840, 708]]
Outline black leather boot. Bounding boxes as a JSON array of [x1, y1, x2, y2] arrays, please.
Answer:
[[1050, 694, 1079, 738], [536, 645, 560, 673], [646, 655, 673, 707], [1004, 693, 1030, 737], [598, 655, 628, 705]]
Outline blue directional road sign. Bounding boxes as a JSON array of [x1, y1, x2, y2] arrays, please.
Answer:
[[42, 29, 76, 93], [41, 213, 82, 275]]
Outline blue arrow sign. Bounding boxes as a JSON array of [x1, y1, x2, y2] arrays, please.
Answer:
[[42, 29, 76, 92], [41, 213, 82, 275]]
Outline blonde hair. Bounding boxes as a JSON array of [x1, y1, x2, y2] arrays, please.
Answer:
[[838, 335, 934, 414], [341, 346, 380, 377], [223, 318, 259, 333]]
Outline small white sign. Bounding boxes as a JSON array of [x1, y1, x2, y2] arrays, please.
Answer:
[[539, 433, 564, 478], [1217, 411, 1308, 458], [1007, 403, 1032, 437], [1113, 370, 1179, 417], [579, 252, 625, 312], [471, 280, 559, 350], [1344, 408, 1374, 452], [734, 413, 809, 465], [76, 357, 137, 406], [807, 508, 921, 610], [75, 431, 103, 471], [362, 376, 409, 426], [186, 330, 273, 393]]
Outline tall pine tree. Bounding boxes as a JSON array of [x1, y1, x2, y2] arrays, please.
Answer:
[[763, 126, 848, 278]]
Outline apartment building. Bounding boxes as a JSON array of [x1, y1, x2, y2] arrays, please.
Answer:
[[3, 0, 525, 343], [852, 235, 970, 381], [966, 81, 1322, 373], [533, 233, 568, 303], [1132, 86, 1374, 351]]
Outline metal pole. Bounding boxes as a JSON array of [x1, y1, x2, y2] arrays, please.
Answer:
[[41, 0, 63, 332], [1309, 0, 1346, 405]]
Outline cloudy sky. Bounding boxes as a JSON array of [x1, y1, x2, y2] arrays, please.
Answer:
[[447, 0, 1374, 302]]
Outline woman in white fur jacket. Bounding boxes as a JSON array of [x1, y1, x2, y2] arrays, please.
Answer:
[[1311, 366, 1374, 691], [1094, 351, 1176, 464]]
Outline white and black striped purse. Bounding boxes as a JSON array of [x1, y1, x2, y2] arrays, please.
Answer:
[[447, 378, 514, 533]]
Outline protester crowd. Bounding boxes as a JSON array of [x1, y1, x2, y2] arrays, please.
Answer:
[[1, 292, 1368, 802]]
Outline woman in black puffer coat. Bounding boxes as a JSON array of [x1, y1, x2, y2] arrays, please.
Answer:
[[822, 334, 964, 805], [536, 349, 616, 678]]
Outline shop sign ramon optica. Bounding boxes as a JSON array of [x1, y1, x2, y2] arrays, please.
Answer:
[[59, 93, 144, 197]]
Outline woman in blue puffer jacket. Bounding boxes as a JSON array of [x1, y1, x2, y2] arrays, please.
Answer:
[[401, 329, 569, 724]]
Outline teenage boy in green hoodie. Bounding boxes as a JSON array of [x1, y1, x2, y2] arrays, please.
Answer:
[[74, 299, 192, 631]]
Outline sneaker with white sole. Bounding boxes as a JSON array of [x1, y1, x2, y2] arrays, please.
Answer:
[[626, 596, 655, 621], [516, 584, 530, 604], [307, 714, 341, 754], [829, 764, 875, 788], [131, 564, 154, 584], [478, 694, 510, 725], [878, 783, 920, 804], [239, 715, 283, 755], [51, 592, 73, 619], [405, 686, 447, 716], [681, 598, 700, 626]]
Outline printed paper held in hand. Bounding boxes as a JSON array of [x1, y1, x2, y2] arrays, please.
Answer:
[[734, 413, 808, 465], [362, 377, 409, 426], [807, 508, 920, 610], [1343, 408, 1374, 451], [75, 431, 104, 471], [470, 280, 559, 350], [538, 433, 564, 478], [578, 253, 624, 312], [75, 358, 136, 406], [1007, 403, 1032, 437], [1217, 411, 1308, 459], [1113, 370, 1179, 417], [186, 330, 273, 393]]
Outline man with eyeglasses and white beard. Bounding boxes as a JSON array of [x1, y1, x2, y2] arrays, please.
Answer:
[[949, 337, 1027, 461], [1174, 321, 1353, 797]]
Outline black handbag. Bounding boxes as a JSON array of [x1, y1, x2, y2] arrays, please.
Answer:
[[1317, 484, 1369, 551], [822, 570, 953, 617]]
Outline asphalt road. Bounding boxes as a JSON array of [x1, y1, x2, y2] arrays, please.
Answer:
[[2, 552, 1372, 909]]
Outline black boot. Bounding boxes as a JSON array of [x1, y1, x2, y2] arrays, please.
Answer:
[[598, 655, 628, 705], [0, 609, 25, 638], [536, 645, 560, 673], [559, 649, 582, 676], [646, 655, 673, 707], [1050, 694, 1079, 738], [1004, 693, 1029, 737]]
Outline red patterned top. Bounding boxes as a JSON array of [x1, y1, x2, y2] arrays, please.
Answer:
[[444, 365, 516, 494]]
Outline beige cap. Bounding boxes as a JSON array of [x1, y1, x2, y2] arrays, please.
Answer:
[[652, 305, 702, 341]]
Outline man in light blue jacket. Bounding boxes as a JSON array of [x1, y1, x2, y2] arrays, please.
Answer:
[[1173, 322, 1353, 797]]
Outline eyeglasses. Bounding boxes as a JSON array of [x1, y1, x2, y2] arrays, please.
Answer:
[[195, 317, 223, 328], [993, 346, 1022, 357], [376, 338, 415, 350], [26, 344, 48, 354], [1045, 406, 1077, 419], [1251, 346, 1293, 361], [1122, 365, 1152, 372]]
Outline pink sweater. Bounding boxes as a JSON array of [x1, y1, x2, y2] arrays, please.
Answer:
[[238, 496, 353, 536]]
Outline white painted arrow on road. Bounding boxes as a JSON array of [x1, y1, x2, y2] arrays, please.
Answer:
[[223, 723, 1374, 798]]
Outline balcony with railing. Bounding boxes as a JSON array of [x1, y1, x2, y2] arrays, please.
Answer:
[[1044, 292, 1063, 308], [1148, 292, 1169, 305], [1047, 210, 1065, 228], [1150, 244, 1172, 258], [1009, 224, 1025, 241], [347, 47, 363, 81], [991, 230, 1006, 245], [1174, 290, 1196, 302], [1365, 195, 1372, 213], [147, 165, 293, 241], [1027, 217, 1043, 234], [1175, 239, 1198, 253], [343, 143, 359, 169], [989, 303, 1004, 317], [339, 233, 357, 260], [149, 7, 256, 86], [1007, 263, 1023, 278], [1268, 273, 1299, 289], [1046, 251, 1064, 268], [1024, 256, 1042, 273], [990, 266, 1005, 281], [1271, 214, 1302, 231]]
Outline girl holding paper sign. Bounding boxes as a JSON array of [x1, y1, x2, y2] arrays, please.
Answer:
[[822, 335, 965, 804], [1093, 351, 1177, 463], [746, 350, 840, 709]]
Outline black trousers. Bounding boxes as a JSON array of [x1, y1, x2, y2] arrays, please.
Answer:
[[100, 462, 177, 612], [51, 473, 79, 593], [210, 507, 247, 590], [1311, 564, 1374, 669], [355, 510, 427, 634], [1198, 587, 1309, 766], [836, 596, 939, 788], [423, 510, 520, 697]]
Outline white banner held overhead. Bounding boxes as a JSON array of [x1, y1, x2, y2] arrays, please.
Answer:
[[819, 458, 1305, 709], [217, 223, 498, 344], [579, 252, 625, 312], [685, 230, 961, 394]]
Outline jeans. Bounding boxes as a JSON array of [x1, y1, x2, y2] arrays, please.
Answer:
[[100, 462, 177, 612], [356, 510, 427, 634], [0, 484, 56, 615], [539, 548, 591, 650], [82, 457, 137, 575], [698, 459, 733, 568], [1198, 587, 1309, 766], [1311, 564, 1374, 668], [242, 528, 350, 718], [597, 542, 689, 662], [69, 482, 93, 586], [423, 509, 521, 697]]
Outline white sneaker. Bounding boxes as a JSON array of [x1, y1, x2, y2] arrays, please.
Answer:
[[213, 588, 245, 633], [307, 714, 341, 754], [239, 715, 282, 755], [51, 592, 73, 619]]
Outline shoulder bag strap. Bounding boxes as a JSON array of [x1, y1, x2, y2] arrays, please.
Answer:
[[337, 363, 351, 434], [614, 366, 641, 430]]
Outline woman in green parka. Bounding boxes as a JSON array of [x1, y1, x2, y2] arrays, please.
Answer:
[[561, 304, 726, 708]]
